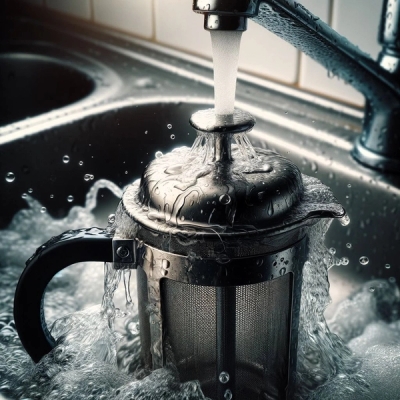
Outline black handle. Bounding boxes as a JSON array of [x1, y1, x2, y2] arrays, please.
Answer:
[[14, 227, 114, 363]]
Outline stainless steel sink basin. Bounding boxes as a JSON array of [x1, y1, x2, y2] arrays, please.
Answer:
[[0, 49, 94, 126]]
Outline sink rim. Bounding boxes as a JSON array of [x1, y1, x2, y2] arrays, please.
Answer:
[[0, 41, 122, 136]]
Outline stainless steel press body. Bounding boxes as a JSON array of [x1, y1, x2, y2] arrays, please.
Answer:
[[112, 109, 344, 399], [13, 108, 343, 400]]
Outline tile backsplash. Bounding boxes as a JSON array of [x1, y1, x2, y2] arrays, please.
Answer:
[[21, 0, 385, 107]]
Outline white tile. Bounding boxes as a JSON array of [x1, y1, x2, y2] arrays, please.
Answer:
[[333, 0, 382, 59], [154, 0, 212, 59], [299, 0, 365, 106], [299, 0, 384, 106], [46, 0, 91, 19], [238, 20, 299, 84], [93, 0, 153, 39], [154, 2, 298, 83], [21, 0, 42, 5]]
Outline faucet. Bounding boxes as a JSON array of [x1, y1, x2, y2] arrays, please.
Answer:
[[193, 0, 400, 174]]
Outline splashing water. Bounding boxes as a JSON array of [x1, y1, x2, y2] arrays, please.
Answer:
[[0, 174, 399, 399]]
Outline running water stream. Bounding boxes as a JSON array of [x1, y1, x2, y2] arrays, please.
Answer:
[[1, 30, 400, 400]]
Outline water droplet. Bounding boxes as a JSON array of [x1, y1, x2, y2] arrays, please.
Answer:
[[340, 214, 350, 226], [145, 130, 148, 134], [329, 247, 336, 255], [279, 267, 286, 276], [219, 194, 231, 205], [170, 134, 175, 140], [340, 257, 349, 266], [84, 174, 91, 181], [262, 164, 273, 172], [21, 193, 27, 199], [311, 161, 318, 172], [385, 263, 391, 269], [67, 195, 74, 203], [108, 214, 116, 224], [359, 256, 369, 265], [219, 371, 230, 384], [346, 243, 352, 249], [79, 161, 84, 166], [62, 155, 70, 164], [50, 194, 54, 199], [28, 188, 33, 194], [389, 277, 396, 283], [127, 321, 140, 335], [167, 124, 172, 129], [40, 207, 47, 214], [224, 389, 232, 400], [5, 172, 15, 182], [369, 287, 375, 292], [155, 151, 163, 159]]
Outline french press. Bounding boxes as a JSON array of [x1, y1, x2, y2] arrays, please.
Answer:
[[14, 108, 344, 400]]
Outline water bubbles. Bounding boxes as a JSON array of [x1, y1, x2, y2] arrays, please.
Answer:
[[167, 124, 172, 129], [5, 172, 15, 182], [50, 194, 54, 199], [346, 243, 352, 249], [340, 257, 349, 266], [347, 184, 352, 188], [329, 247, 336, 255], [219, 371, 230, 384], [219, 194, 231, 205], [262, 163, 273, 172], [340, 214, 350, 226], [79, 161, 84, 166], [28, 188, 33, 194], [84, 174, 94, 181], [21, 193, 27, 199], [62, 155, 70, 164], [385, 263, 391, 269], [311, 161, 318, 172], [170, 134, 175, 140], [279, 267, 286, 276], [67, 195, 74, 203], [127, 321, 140, 335], [224, 389, 233, 400], [40, 207, 47, 214], [389, 276, 396, 283], [369, 286, 375, 293], [155, 151, 163, 159], [108, 214, 116, 224], [359, 256, 369, 265]]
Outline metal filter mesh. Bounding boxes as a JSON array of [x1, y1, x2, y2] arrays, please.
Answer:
[[161, 274, 292, 400]]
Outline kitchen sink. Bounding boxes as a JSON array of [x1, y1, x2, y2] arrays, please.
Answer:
[[0, 45, 95, 126], [1, 8, 400, 316]]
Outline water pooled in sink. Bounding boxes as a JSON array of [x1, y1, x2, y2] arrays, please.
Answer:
[[0, 173, 399, 399]]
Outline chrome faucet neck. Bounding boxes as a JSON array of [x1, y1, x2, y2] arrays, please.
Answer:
[[193, 0, 400, 174]]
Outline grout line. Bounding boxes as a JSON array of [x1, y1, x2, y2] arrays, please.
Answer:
[[329, 0, 335, 27], [90, 0, 94, 22], [151, 0, 157, 42]]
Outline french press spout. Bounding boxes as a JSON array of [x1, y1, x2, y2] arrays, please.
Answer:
[[14, 108, 344, 400]]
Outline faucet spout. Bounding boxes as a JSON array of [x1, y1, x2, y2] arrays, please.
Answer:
[[193, 0, 400, 173]]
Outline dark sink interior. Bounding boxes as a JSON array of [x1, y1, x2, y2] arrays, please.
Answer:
[[0, 52, 95, 126], [0, 102, 201, 227]]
